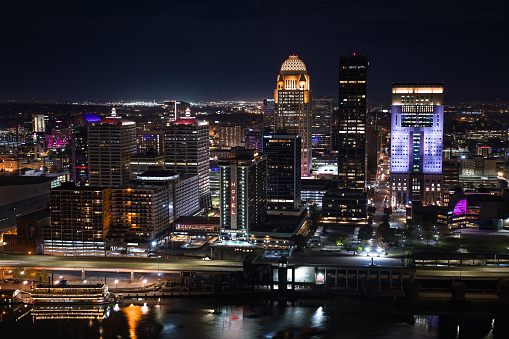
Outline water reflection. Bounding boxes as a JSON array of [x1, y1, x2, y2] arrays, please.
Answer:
[[122, 305, 142, 339], [311, 306, 326, 329], [3, 298, 509, 338]]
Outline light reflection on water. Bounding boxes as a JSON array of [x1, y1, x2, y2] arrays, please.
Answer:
[[122, 305, 142, 339], [3, 299, 509, 339]]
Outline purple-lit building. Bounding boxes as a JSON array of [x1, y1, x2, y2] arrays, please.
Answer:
[[45, 127, 71, 149], [390, 84, 444, 207], [449, 191, 509, 230]]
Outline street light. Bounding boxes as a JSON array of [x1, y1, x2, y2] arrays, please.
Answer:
[[114, 279, 119, 289], [143, 279, 147, 289], [23, 280, 28, 291]]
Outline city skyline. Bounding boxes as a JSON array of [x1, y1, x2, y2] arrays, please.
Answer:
[[1, 1, 506, 104]]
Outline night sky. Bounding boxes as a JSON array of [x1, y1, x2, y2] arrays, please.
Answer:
[[1, 0, 507, 104]]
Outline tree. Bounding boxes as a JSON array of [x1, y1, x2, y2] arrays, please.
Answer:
[[376, 221, 391, 240], [327, 234, 348, 246], [422, 219, 435, 245], [335, 238, 351, 249], [361, 240, 370, 249], [377, 238, 389, 250], [438, 225, 452, 242], [309, 203, 322, 224], [358, 225, 373, 241], [403, 228, 416, 244]]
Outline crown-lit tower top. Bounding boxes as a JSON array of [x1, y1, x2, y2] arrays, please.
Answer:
[[276, 55, 310, 92], [280, 55, 307, 74]]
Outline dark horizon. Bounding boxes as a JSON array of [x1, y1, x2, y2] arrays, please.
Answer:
[[1, 1, 507, 104]]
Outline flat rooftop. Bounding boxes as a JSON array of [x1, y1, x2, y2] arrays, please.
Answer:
[[254, 251, 408, 269], [0, 176, 54, 186]]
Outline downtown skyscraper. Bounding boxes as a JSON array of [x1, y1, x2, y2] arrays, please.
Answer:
[[336, 53, 368, 190], [311, 98, 333, 156], [263, 131, 301, 212], [390, 84, 444, 207], [164, 116, 211, 208], [322, 53, 368, 226], [88, 108, 137, 187], [274, 55, 312, 177]]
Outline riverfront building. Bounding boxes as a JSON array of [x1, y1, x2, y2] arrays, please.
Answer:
[[106, 184, 170, 256], [219, 149, 267, 241], [44, 184, 111, 256]]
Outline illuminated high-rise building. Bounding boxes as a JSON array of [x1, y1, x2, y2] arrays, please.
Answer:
[[88, 108, 137, 187], [164, 116, 211, 207], [163, 100, 191, 122], [70, 113, 101, 186], [336, 53, 368, 190], [136, 130, 164, 154], [263, 131, 301, 212], [323, 53, 368, 227], [33, 114, 46, 133], [219, 149, 266, 241], [274, 55, 312, 176], [390, 83, 444, 207], [311, 98, 333, 156], [44, 184, 111, 256]]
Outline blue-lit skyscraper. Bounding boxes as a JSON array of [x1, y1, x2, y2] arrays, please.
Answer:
[[390, 84, 444, 207]]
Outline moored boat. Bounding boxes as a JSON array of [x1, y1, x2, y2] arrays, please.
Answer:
[[28, 281, 114, 304]]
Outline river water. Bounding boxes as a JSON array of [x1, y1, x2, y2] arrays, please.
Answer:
[[1, 297, 508, 338]]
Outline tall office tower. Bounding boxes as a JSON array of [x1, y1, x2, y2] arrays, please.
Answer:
[[163, 100, 191, 121], [136, 130, 165, 154], [164, 116, 211, 207], [274, 55, 312, 176], [390, 84, 444, 207], [263, 131, 301, 212], [219, 149, 266, 241], [70, 113, 101, 186], [262, 98, 275, 133], [337, 53, 368, 190], [33, 114, 46, 133], [88, 108, 136, 187], [311, 98, 333, 156], [44, 184, 111, 256]]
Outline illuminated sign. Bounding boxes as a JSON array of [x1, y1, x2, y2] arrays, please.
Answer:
[[230, 165, 237, 229]]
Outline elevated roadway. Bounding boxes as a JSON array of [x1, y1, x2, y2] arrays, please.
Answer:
[[0, 255, 243, 274], [416, 266, 509, 279]]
